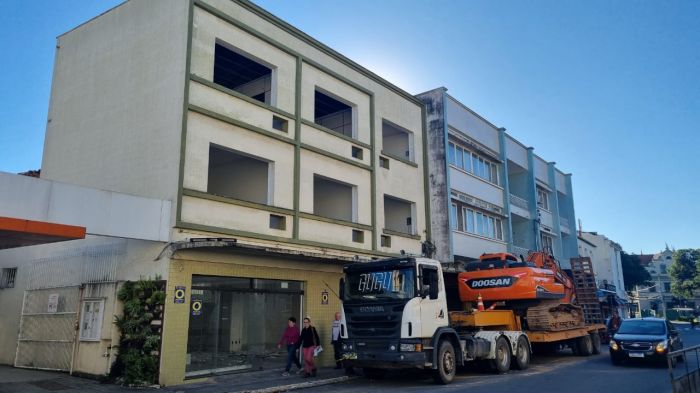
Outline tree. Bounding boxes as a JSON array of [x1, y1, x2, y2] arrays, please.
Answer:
[[620, 251, 651, 291], [669, 249, 700, 300]]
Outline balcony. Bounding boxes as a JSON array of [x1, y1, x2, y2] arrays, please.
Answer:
[[510, 194, 529, 210], [512, 245, 530, 258]]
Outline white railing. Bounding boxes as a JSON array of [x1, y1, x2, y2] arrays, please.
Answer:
[[511, 245, 531, 258], [509, 194, 529, 210]]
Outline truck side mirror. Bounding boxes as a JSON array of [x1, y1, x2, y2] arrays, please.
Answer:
[[339, 278, 345, 301]]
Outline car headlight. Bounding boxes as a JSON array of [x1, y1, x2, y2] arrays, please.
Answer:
[[656, 340, 668, 353], [610, 340, 619, 351]]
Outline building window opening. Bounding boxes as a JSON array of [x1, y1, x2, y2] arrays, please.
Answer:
[[381, 235, 392, 247], [0, 267, 17, 288], [540, 233, 554, 254], [272, 116, 288, 132], [208, 144, 271, 205], [313, 175, 355, 222], [314, 89, 353, 137], [214, 42, 273, 105], [382, 120, 413, 162], [186, 276, 303, 377], [384, 195, 415, 235], [537, 187, 549, 210], [269, 214, 286, 230]]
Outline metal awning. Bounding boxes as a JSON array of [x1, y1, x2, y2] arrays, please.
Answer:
[[157, 237, 365, 264], [0, 216, 86, 250]]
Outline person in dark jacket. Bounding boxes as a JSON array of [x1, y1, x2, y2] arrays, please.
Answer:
[[277, 317, 302, 376], [299, 317, 320, 377]]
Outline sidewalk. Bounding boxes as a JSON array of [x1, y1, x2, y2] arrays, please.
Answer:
[[166, 367, 355, 393], [0, 365, 356, 393]]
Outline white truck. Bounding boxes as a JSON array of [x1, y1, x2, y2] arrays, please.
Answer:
[[339, 256, 603, 384]]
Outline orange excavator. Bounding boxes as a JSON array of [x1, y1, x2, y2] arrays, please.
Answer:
[[458, 251, 585, 331]]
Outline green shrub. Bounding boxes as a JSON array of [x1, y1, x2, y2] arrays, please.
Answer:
[[110, 276, 164, 386]]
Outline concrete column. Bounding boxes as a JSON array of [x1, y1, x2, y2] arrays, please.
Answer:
[[498, 128, 513, 252], [526, 148, 539, 251], [563, 174, 579, 262], [547, 162, 564, 261]]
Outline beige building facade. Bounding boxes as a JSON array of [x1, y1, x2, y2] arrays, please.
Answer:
[[39, 0, 429, 385]]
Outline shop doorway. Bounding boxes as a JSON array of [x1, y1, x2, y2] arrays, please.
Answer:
[[186, 276, 303, 377]]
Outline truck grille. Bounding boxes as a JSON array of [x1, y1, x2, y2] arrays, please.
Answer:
[[620, 341, 653, 351], [345, 304, 403, 338]]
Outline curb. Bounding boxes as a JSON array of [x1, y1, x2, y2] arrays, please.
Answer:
[[232, 375, 357, 393]]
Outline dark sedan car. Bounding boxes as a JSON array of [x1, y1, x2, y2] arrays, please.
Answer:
[[609, 318, 683, 366]]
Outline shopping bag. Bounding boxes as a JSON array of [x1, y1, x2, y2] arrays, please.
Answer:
[[313, 345, 323, 357]]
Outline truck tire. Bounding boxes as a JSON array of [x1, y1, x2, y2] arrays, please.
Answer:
[[490, 336, 511, 374], [432, 340, 456, 384], [513, 336, 530, 370], [363, 368, 387, 379], [590, 333, 601, 355], [577, 335, 593, 356]]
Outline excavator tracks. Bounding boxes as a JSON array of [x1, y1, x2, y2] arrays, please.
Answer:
[[526, 300, 585, 331]]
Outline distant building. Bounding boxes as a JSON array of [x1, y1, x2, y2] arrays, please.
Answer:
[[578, 231, 629, 317], [636, 247, 698, 317]]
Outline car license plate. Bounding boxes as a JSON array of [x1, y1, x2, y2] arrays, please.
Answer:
[[628, 352, 644, 358]]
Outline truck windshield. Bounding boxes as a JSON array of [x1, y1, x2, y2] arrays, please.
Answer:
[[344, 268, 415, 301]]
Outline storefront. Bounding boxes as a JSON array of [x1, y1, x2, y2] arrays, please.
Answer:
[[186, 276, 304, 376], [158, 246, 345, 386]]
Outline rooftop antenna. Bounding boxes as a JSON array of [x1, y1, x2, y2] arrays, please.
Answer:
[[577, 219, 582, 237]]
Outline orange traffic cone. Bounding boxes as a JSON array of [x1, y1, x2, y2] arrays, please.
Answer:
[[477, 293, 485, 311]]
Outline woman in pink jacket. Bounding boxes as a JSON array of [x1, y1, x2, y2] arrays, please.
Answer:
[[277, 317, 302, 376]]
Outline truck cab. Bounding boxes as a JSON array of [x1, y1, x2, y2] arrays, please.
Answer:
[[339, 257, 446, 369]]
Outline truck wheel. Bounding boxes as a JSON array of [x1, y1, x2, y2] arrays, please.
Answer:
[[513, 336, 530, 370], [490, 336, 511, 374], [577, 335, 593, 356], [590, 333, 601, 355], [363, 368, 387, 379], [432, 340, 456, 384]]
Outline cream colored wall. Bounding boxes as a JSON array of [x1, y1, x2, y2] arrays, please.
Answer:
[[159, 252, 343, 386], [42, 0, 188, 220], [189, 81, 297, 140], [187, 0, 425, 256], [298, 218, 371, 250], [183, 112, 295, 209], [181, 196, 293, 238], [190, 7, 297, 114], [300, 124, 371, 167]]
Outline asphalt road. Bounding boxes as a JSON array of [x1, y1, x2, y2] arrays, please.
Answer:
[[309, 325, 700, 393]]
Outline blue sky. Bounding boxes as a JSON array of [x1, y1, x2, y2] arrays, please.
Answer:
[[0, 0, 697, 254]]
